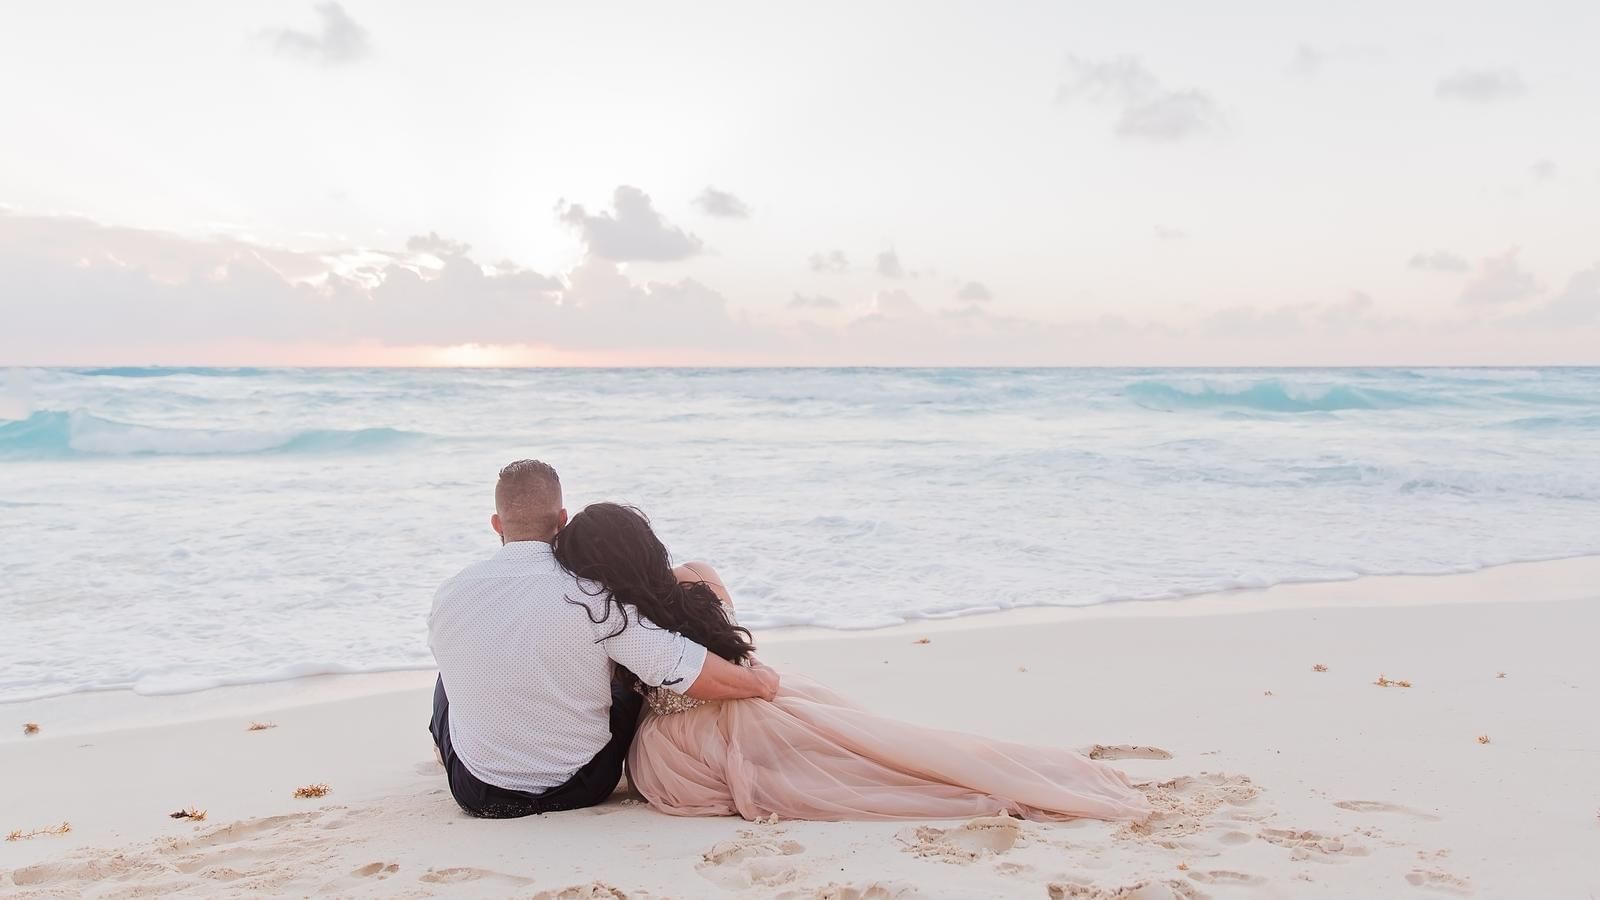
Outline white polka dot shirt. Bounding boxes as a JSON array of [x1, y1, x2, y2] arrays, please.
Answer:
[[428, 540, 708, 792]]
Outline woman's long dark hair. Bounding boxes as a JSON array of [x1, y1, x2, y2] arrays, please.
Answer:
[[553, 503, 756, 669]]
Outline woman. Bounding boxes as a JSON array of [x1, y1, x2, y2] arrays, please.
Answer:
[[553, 502, 1151, 822]]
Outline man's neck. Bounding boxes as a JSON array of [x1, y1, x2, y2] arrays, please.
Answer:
[[502, 536, 553, 546]]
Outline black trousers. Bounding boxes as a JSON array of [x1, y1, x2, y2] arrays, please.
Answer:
[[428, 675, 644, 818]]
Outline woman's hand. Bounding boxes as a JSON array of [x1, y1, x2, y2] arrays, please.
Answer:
[[747, 659, 781, 701]]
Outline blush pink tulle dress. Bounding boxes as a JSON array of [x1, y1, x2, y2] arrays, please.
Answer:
[[625, 671, 1153, 822]]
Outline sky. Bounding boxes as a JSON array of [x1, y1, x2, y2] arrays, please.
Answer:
[[2, 0, 1598, 366]]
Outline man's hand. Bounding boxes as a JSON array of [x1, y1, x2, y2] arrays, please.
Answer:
[[684, 654, 781, 702]]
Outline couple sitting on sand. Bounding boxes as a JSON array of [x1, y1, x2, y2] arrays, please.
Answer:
[[428, 459, 1151, 822]]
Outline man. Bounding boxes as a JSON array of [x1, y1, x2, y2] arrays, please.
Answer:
[[428, 459, 779, 817]]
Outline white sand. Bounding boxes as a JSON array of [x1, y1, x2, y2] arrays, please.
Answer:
[[3, 556, 1597, 898]]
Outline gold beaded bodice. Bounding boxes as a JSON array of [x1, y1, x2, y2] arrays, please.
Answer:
[[635, 681, 709, 716]]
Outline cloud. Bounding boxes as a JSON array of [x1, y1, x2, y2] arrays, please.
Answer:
[[788, 293, 840, 310], [6, 212, 1595, 367], [1515, 263, 1600, 327], [869, 289, 918, 317], [836, 289, 1127, 365], [1531, 159, 1558, 179], [1287, 45, 1326, 79], [1200, 292, 1414, 341], [1436, 69, 1526, 103], [553, 258, 766, 351], [1116, 92, 1221, 141], [694, 186, 750, 219], [0, 214, 1088, 365], [1287, 44, 1383, 78], [1058, 55, 1220, 142], [0, 211, 758, 357], [558, 186, 703, 262], [876, 249, 903, 278], [1155, 225, 1187, 241], [956, 281, 992, 302], [1408, 250, 1470, 273], [1057, 56, 1159, 103], [263, 2, 370, 65], [1460, 248, 1540, 305], [405, 232, 471, 258], [808, 250, 848, 273]]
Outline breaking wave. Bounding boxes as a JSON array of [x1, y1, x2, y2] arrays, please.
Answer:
[[1126, 378, 1437, 413], [0, 409, 421, 458]]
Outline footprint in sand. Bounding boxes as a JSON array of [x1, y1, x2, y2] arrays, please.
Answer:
[[1088, 744, 1174, 761], [418, 866, 534, 886], [1333, 800, 1441, 821], [1258, 827, 1370, 862], [1120, 773, 1266, 846], [183, 812, 322, 850], [1406, 868, 1473, 895], [898, 815, 1023, 863], [8, 862, 83, 888], [696, 835, 807, 888], [1187, 868, 1267, 886], [776, 882, 922, 899], [1048, 879, 1206, 900], [170, 812, 344, 875], [351, 862, 399, 879], [315, 861, 402, 893], [532, 882, 630, 899], [1143, 773, 1261, 810]]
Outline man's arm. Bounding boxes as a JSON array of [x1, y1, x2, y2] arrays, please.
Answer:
[[684, 656, 779, 701], [590, 598, 777, 700], [582, 585, 778, 701]]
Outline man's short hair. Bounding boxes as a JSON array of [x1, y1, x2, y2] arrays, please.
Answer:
[[495, 459, 563, 539]]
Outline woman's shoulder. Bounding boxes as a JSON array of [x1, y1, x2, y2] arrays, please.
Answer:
[[677, 560, 722, 582], [675, 561, 732, 606]]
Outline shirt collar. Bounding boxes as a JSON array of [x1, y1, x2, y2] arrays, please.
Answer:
[[495, 540, 554, 559]]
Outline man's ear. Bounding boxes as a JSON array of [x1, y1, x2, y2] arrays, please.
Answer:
[[490, 513, 504, 537], [557, 508, 569, 530]]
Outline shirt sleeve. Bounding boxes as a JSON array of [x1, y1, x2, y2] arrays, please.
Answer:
[[592, 605, 709, 696]]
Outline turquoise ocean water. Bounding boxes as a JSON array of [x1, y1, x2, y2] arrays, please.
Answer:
[[3, 366, 1598, 703]]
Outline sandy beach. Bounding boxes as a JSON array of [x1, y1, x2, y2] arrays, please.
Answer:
[[7, 2, 1599, 895], [3, 556, 1596, 898]]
